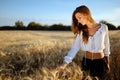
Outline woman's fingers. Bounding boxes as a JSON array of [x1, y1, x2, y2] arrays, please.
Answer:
[[52, 62, 68, 74], [56, 66, 64, 71]]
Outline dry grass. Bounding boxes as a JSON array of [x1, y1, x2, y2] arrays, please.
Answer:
[[0, 30, 120, 80]]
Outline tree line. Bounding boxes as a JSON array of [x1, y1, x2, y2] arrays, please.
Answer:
[[0, 20, 120, 30]]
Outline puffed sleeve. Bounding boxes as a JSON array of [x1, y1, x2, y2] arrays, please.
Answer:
[[64, 34, 81, 64], [103, 25, 110, 56]]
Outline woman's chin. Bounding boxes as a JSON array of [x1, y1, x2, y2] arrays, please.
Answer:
[[81, 23, 85, 26]]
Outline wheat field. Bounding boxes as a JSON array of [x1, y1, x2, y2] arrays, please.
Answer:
[[0, 30, 120, 80]]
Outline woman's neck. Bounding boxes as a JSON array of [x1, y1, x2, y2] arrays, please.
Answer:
[[86, 22, 97, 29]]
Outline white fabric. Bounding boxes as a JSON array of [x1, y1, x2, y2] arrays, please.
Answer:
[[64, 24, 110, 64]]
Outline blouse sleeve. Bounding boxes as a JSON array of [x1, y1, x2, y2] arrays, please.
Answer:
[[103, 25, 110, 56], [64, 34, 81, 64]]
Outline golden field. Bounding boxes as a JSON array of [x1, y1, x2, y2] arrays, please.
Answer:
[[0, 30, 120, 80]]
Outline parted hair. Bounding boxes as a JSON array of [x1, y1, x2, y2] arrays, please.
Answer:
[[72, 5, 95, 43]]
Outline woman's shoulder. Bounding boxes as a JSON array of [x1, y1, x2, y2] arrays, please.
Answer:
[[101, 23, 108, 28], [100, 23, 108, 31]]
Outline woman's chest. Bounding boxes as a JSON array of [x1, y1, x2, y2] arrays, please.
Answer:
[[81, 29, 106, 48]]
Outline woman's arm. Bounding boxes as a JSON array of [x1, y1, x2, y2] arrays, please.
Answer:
[[64, 34, 81, 64], [103, 25, 110, 73], [56, 34, 81, 71], [104, 56, 110, 64], [104, 56, 110, 73], [103, 25, 110, 57]]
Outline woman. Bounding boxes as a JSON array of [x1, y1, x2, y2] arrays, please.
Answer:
[[56, 5, 110, 79]]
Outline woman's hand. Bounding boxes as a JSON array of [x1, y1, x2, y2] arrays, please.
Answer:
[[53, 62, 68, 73], [106, 63, 110, 73], [104, 56, 110, 73]]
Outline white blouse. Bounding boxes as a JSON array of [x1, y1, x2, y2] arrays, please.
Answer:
[[64, 24, 110, 64]]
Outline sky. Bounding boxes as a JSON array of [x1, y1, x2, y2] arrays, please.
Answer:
[[0, 0, 120, 26]]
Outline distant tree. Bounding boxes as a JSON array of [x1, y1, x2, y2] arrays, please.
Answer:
[[99, 20, 117, 30], [43, 24, 49, 30], [117, 25, 120, 30], [27, 22, 42, 30], [99, 20, 107, 24], [15, 21, 24, 28], [49, 23, 66, 30], [44, 24, 49, 27], [0, 26, 16, 30]]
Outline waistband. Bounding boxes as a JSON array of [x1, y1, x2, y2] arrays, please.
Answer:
[[83, 57, 104, 61]]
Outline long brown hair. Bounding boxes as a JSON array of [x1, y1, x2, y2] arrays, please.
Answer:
[[72, 5, 95, 43]]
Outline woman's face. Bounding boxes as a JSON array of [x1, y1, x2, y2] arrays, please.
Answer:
[[75, 12, 87, 26]]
